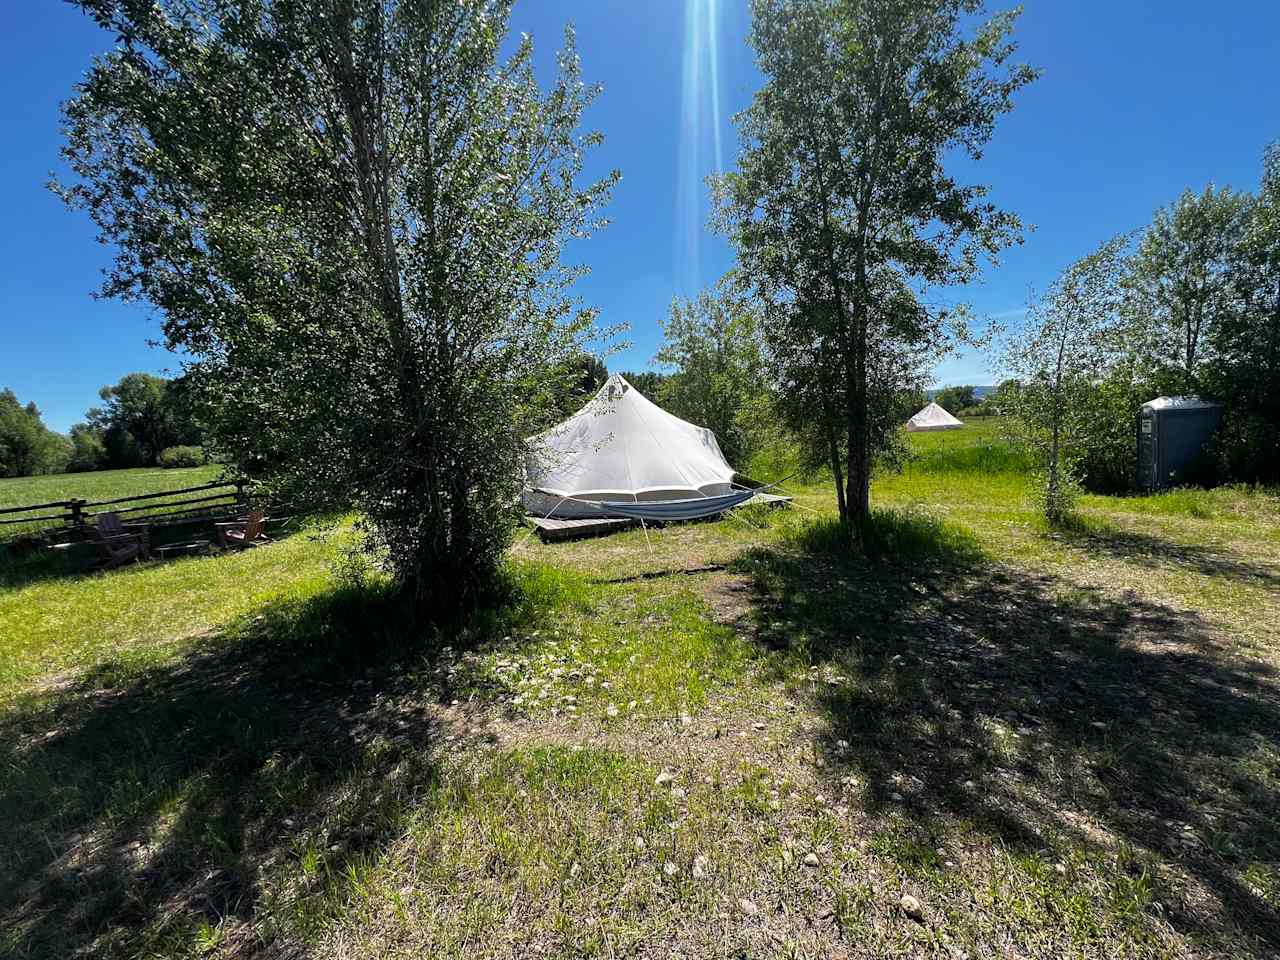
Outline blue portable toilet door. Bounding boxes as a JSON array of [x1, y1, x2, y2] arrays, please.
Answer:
[[1138, 410, 1158, 489]]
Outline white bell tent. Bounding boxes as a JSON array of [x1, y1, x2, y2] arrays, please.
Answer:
[[906, 401, 964, 432], [523, 374, 739, 519]]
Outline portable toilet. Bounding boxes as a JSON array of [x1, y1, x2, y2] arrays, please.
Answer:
[[1137, 396, 1223, 490]]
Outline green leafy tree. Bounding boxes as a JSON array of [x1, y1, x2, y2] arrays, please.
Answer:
[[1126, 184, 1252, 394], [758, 296, 853, 492], [553, 354, 609, 414], [1224, 145, 1280, 404], [66, 423, 107, 473], [986, 379, 1022, 416], [715, 0, 1036, 535], [1108, 148, 1280, 485], [933, 385, 976, 415], [58, 0, 615, 610], [1002, 236, 1129, 520], [617, 371, 669, 398], [1068, 363, 1152, 493], [654, 277, 768, 466], [88, 373, 191, 467], [1205, 143, 1280, 482], [0, 389, 69, 477]]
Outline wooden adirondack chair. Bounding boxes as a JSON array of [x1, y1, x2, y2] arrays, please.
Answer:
[[214, 510, 270, 550], [87, 512, 151, 570]]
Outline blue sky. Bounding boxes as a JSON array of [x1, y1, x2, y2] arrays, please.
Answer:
[[1, 2, 1277, 432]]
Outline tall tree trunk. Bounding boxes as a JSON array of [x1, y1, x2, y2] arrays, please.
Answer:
[[840, 53, 892, 536], [844, 247, 872, 532], [333, 2, 445, 605], [844, 371, 871, 524], [802, 107, 868, 535], [828, 424, 847, 525], [1047, 333, 1067, 521], [1048, 409, 1061, 518], [1186, 298, 1200, 395]]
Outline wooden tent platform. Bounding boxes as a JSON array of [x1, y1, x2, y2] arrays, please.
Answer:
[[524, 492, 792, 543], [525, 515, 637, 542]]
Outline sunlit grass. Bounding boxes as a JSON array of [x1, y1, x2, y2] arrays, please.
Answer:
[[900, 416, 1032, 476], [0, 520, 345, 700], [0, 465, 225, 540], [1089, 483, 1280, 523], [0, 465, 224, 508], [456, 576, 755, 721], [778, 505, 982, 562]]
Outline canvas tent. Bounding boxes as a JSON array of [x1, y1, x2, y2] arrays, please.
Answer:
[[906, 401, 963, 432], [523, 374, 739, 519]]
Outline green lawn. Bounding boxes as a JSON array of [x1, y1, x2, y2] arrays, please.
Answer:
[[0, 465, 225, 540], [0, 464, 224, 508], [3, 432, 1279, 959]]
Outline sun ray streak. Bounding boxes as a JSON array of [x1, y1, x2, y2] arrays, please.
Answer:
[[675, 0, 724, 294], [708, 0, 723, 177]]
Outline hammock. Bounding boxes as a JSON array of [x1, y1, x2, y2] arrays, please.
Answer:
[[587, 488, 758, 522], [531, 481, 789, 524]]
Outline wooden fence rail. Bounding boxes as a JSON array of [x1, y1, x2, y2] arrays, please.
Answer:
[[88, 492, 241, 520], [0, 499, 75, 515], [0, 479, 249, 539], [0, 507, 76, 526], [0, 511, 68, 526], [83, 480, 235, 508]]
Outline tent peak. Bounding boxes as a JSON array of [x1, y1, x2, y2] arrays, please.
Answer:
[[598, 372, 632, 400], [907, 401, 964, 431], [525, 371, 737, 518]]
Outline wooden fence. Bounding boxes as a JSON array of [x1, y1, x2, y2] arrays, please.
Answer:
[[0, 480, 249, 542]]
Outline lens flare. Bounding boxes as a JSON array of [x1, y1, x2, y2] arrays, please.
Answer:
[[707, 0, 723, 176], [676, 0, 724, 294]]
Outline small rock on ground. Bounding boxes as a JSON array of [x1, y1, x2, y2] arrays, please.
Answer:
[[900, 893, 925, 921]]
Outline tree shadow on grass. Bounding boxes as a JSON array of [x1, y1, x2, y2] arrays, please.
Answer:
[[1047, 512, 1280, 588], [731, 513, 1280, 954], [0, 518, 313, 591], [0, 575, 532, 959], [0, 538, 97, 590]]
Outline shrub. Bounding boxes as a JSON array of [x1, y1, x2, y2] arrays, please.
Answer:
[[784, 507, 981, 563], [1072, 374, 1148, 493], [158, 445, 207, 468], [1031, 466, 1083, 525], [1208, 411, 1280, 485]]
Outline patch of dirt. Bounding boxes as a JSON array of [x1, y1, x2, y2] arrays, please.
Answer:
[[702, 573, 759, 635]]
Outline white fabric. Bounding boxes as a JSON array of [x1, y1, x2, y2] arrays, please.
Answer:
[[524, 374, 737, 518], [576, 489, 758, 522], [906, 401, 964, 432]]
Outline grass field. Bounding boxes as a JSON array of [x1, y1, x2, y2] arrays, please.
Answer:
[[0, 465, 224, 509], [3, 429, 1279, 959], [0, 465, 225, 541]]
